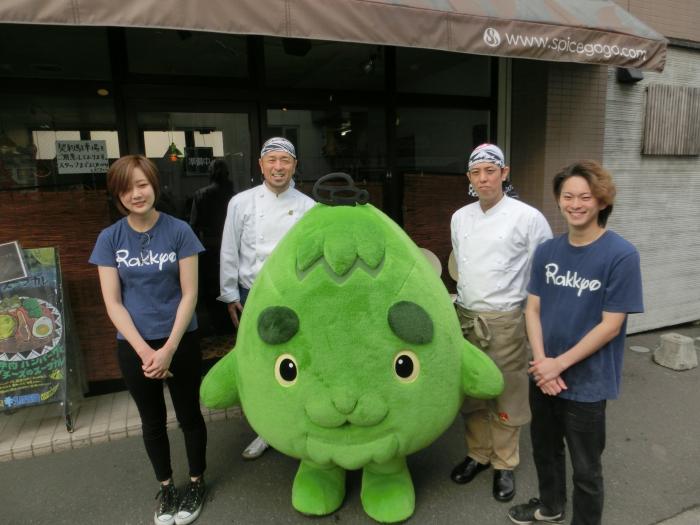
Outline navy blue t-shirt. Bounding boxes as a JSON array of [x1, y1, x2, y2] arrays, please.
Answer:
[[528, 230, 644, 401], [89, 213, 204, 340]]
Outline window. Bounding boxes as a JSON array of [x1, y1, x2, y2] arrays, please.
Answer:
[[32, 131, 81, 160], [0, 95, 117, 189], [396, 108, 490, 173], [265, 38, 385, 91], [194, 131, 224, 157], [266, 107, 386, 182], [89, 131, 120, 159], [0, 24, 111, 80], [137, 111, 251, 218], [126, 29, 248, 78], [397, 48, 491, 97], [143, 131, 187, 159]]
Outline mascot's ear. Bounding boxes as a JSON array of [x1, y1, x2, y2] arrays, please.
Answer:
[[200, 353, 240, 409], [460, 340, 505, 400]]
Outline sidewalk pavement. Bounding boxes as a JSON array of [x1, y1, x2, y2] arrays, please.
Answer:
[[657, 507, 700, 525], [0, 386, 241, 462], [1, 323, 699, 524]]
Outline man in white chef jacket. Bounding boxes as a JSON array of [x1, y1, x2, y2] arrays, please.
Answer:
[[219, 136, 315, 459], [449, 143, 552, 503]]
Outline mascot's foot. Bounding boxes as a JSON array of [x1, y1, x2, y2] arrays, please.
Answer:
[[292, 460, 346, 516], [361, 459, 415, 523]]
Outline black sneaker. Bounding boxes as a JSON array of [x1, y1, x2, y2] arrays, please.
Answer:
[[175, 478, 206, 525], [508, 498, 564, 524], [154, 483, 179, 525]]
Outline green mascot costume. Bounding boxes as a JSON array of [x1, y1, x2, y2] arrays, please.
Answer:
[[201, 173, 504, 523]]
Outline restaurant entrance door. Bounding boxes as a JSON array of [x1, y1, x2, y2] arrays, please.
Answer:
[[134, 107, 255, 349], [135, 109, 253, 219]]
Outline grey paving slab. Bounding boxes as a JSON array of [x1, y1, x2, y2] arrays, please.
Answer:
[[654, 507, 700, 525]]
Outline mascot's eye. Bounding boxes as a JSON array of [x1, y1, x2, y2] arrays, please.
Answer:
[[274, 353, 298, 387], [393, 350, 420, 383]]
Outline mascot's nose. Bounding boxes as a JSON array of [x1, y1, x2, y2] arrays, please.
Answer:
[[347, 393, 388, 427], [332, 389, 357, 415], [305, 391, 389, 428]]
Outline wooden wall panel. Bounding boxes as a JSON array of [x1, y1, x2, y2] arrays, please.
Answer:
[[643, 84, 700, 155]]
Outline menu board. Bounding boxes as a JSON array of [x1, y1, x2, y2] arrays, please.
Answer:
[[0, 248, 69, 413]]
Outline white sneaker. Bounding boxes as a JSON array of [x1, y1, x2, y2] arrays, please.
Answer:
[[154, 483, 178, 525], [241, 435, 269, 459], [175, 478, 205, 525]]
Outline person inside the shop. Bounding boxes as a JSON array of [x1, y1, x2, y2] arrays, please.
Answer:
[[508, 161, 643, 525], [450, 143, 552, 503], [90, 154, 208, 525], [218, 136, 315, 460], [190, 159, 235, 333]]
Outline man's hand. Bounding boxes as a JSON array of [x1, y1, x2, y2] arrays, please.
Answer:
[[529, 357, 565, 387], [227, 301, 244, 328], [539, 376, 567, 396]]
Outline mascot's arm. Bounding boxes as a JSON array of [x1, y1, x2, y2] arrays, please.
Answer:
[[200, 354, 240, 409], [460, 340, 505, 400]]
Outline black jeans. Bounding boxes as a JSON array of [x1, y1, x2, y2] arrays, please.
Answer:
[[530, 381, 606, 525], [117, 330, 207, 482]]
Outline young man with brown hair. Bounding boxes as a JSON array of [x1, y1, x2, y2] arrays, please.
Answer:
[[508, 160, 644, 525]]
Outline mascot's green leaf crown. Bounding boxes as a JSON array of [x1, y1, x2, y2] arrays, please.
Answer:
[[201, 173, 503, 523]]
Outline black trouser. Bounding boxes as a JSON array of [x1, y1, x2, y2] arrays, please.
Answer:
[[530, 382, 606, 525], [117, 330, 207, 482]]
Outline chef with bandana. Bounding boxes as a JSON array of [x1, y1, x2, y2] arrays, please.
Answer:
[[449, 143, 552, 503], [219, 137, 315, 459]]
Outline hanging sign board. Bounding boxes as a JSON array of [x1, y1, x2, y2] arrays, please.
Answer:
[[0, 248, 75, 423], [0, 241, 28, 285], [56, 140, 109, 174], [185, 146, 214, 176]]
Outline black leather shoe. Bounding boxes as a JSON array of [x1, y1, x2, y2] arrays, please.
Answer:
[[493, 469, 515, 502], [450, 457, 490, 484]]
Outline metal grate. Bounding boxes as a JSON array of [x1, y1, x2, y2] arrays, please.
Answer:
[[643, 84, 700, 155]]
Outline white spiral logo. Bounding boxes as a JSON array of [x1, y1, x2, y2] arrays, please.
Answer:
[[483, 27, 501, 47]]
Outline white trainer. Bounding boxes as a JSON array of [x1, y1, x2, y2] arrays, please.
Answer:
[[241, 435, 269, 460]]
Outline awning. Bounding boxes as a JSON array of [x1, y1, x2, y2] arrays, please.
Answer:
[[0, 0, 667, 71]]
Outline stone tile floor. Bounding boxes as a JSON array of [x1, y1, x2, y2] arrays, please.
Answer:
[[0, 387, 241, 462]]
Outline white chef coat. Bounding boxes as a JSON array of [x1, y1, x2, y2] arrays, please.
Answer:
[[218, 182, 315, 303], [451, 195, 552, 312]]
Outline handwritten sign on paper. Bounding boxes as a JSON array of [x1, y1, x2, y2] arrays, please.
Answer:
[[56, 140, 109, 174]]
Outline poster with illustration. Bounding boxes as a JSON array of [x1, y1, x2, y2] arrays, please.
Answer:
[[0, 247, 67, 412]]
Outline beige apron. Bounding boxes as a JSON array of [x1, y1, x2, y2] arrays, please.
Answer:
[[455, 304, 531, 427]]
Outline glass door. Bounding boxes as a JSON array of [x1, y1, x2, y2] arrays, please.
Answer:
[[137, 110, 252, 220], [135, 109, 253, 344]]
